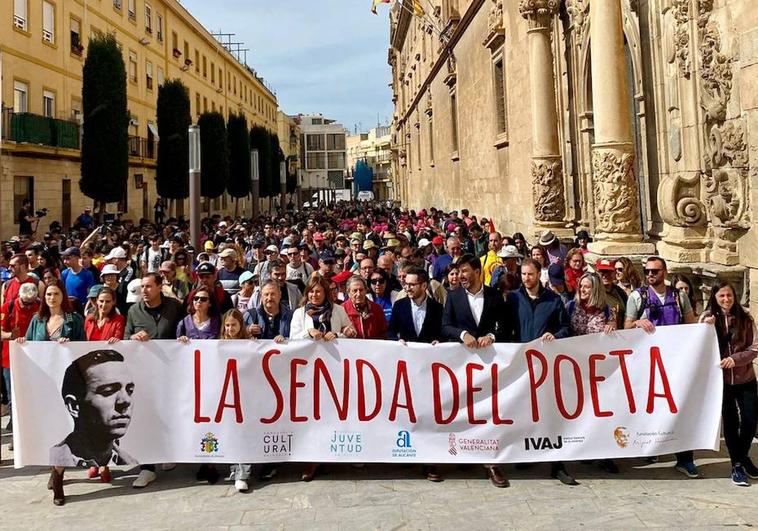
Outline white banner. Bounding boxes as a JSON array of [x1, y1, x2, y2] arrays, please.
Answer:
[[11, 324, 722, 467]]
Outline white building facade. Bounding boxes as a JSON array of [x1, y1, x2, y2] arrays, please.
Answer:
[[298, 114, 347, 202]]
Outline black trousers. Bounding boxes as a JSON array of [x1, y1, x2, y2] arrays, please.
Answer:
[[722, 380, 758, 466]]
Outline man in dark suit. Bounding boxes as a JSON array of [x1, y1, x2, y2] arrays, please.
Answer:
[[441, 254, 513, 488], [388, 266, 443, 482], [388, 267, 443, 344]]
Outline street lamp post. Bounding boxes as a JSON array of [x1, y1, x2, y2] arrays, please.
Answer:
[[279, 160, 286, 212], [188, 125, 201, 250], [250, 149, 260, 218]]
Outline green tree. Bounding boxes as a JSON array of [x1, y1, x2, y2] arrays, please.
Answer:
[[79, 33, 129, 211], [156, 79, 191, 199], [197, 112, 228, 198], [270, 133, 283, 197], [227, 113, 251, 198]]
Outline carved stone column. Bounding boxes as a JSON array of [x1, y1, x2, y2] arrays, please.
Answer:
[[518, 0, 570, 236], [587, 0, 654, 254]]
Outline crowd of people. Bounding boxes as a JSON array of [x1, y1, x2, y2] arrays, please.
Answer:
[[1, 202, 756, 506]]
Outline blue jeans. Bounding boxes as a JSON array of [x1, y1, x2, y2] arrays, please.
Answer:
[[2, 367, 10, 427]]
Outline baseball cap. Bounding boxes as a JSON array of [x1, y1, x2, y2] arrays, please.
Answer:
[[265, 244, 279, 254], [332, 271, 352, 284], [595, 258, 615, 272], [239, 271, 255, 285], [219, 248, 237, 259], [204, 240, 216, 251], [218, 221, 228, 228], [88, 284, 104, 299], [196, 262, 217, 275], [319, 250, 335, 262], [497, 245, 523, 259], [363, 240, 377, 250], [417, 238, 431, 248], [100, 264, 121, 276], [313, 232, 325, 242], [431, 236, 444, 246], [104, 247, 127, 260], [61, 246, 81, 257], [334, 248, 346, 258], [547, 264, 565, 286], [125, 278, 142, 303]]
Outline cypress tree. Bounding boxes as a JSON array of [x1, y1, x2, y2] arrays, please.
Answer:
[[250, 126, 270, 198], [227, 113, 251, 198], [156, 80, 191, 199], [197, 112, 228, 198], [270, 133, 283, 196], [79, 33, 129, 209]]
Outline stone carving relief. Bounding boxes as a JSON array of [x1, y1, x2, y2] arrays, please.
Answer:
[[702, 120, 749, 228], [565, 0, 589, 39], [591, 150, 642, 234], [670, 0, 692, 78], [483, 0, 504, 48], [699, 20, 733, 123], [531, 160, 566, 222]]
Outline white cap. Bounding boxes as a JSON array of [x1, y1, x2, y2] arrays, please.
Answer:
[[125, 278, 142, 303], [265, 244, 279, 253], [497, 245, 523, 259], [101, 264, 121, 276], [417, 238, 431, 248], [104, 247, 127, 260], [218, 221, 228, 228]]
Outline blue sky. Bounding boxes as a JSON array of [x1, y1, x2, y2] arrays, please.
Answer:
[[181, 0, 394, 133]]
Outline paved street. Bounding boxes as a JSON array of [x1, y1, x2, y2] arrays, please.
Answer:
[[1, 418, 757, 530]]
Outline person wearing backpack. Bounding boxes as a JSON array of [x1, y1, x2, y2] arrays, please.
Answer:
[[624, 256, 698, 478]]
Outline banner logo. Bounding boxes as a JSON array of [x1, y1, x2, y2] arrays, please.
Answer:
[[330, 431, 363, 456], [524, 436, 563, 451], [263, 432, 293, 456], [614, 427, 630, 448], [200, 432, 219, 454], [448, 433, 457, 456], [392, 430, 416, 458]]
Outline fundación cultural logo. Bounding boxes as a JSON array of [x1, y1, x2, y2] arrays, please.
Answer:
[[329, 431, 363, 456], [392, 430, 417, 458], [614, 426, 630, 448], [262, 432, 293, 457], [200, 432, 220, 454]]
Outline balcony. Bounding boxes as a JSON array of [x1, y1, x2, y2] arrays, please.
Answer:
[[128, 136, 156, 159], [1, 110, 80, 149]]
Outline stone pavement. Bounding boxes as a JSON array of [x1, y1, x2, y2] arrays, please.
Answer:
[[1, 419, 757, 530]]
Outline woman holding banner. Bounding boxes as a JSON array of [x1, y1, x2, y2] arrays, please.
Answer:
[[700, 281, 758, 486], [17, 278, 85, 506], [178, 287, 222, 484], [290, 276, 355, 481], [82, 286, 125, 483], [567, 272, 619, 474]]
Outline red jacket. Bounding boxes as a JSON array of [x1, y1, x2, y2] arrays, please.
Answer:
[[1, 299, 40, 368], [85, 314, 127, 341], [343, 299, 388, 339]]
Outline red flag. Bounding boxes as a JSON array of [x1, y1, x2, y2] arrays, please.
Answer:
[[371, 0, 391, 15]]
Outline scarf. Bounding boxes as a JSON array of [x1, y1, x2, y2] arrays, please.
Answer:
[[305, 300, 333, 327]]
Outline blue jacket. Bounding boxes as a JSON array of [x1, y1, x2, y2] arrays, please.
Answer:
[[243, 304, 293, 339], [506, 286, 571, 342]]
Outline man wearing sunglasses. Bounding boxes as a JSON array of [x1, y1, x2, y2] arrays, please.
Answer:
[[285, 246, 313, 282], [624, 255, 698, 478]]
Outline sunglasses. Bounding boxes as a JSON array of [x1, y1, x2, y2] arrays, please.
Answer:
[[370, 278, 386, 285], [265, 250, 276, 255], [644, 268, 662, 275], [193, 296, 210, 302], [615, 267, 624, 272]]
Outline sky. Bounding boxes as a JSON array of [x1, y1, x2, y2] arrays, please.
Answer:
[[180, 0, 394, 134]]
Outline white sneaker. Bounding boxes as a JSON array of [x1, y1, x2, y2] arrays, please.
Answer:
[[234, 479, 249, 492], [161, 463, 177, 471], [132, 469, 157, 488]]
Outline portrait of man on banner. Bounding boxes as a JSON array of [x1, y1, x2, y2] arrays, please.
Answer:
[[49, 350, 138, 467]]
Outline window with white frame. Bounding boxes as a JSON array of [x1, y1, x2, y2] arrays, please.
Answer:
[[156, 13, 163, 41], [146, 61, 153, 90], [13, 0, 27, 31], [129, 51, 138, 82], [157, 66, 164, 87], [42, 1, 55, 43], [13, 81, 28, 113], [145, 3, 152, 33], [43, 91, 55, 118], [128, 0, 135, 20], [70, 17, 82, 54]]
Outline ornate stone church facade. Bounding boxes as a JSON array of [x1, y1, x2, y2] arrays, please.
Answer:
[[388, 0, 757, 311]]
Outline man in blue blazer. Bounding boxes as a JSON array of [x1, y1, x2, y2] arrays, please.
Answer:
[[440, 254, 514, 488]]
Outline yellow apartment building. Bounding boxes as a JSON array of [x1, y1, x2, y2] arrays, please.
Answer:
[[0, 0, 279, 238]]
